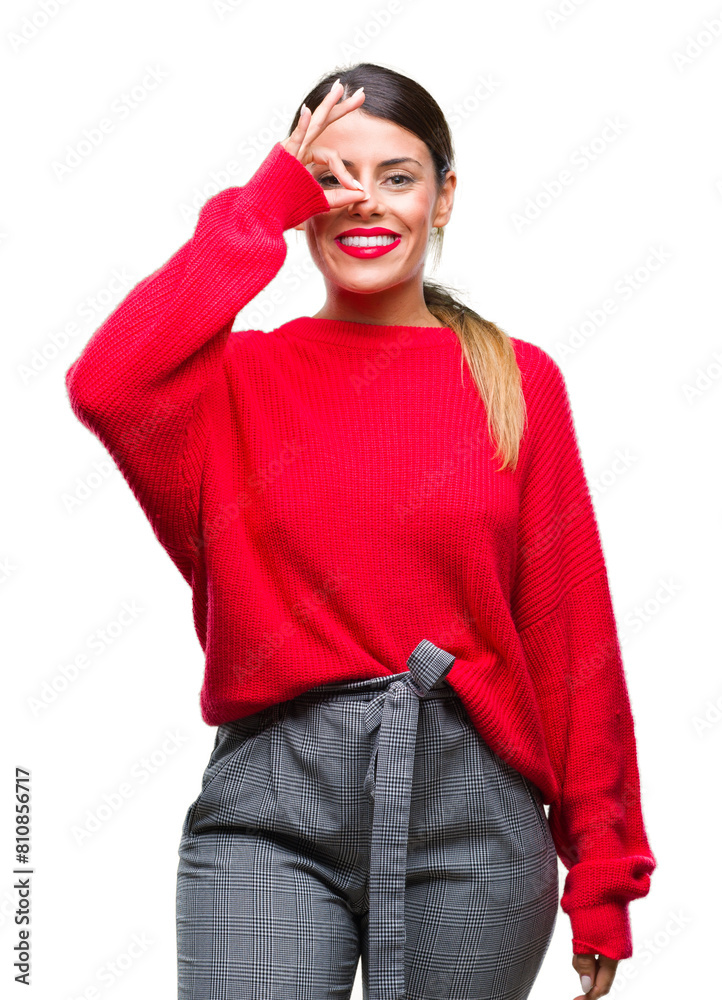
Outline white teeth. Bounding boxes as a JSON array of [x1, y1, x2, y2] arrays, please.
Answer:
[[338, 234, 398, 247]]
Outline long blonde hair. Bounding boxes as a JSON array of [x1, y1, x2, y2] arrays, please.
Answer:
[[292, 62, 527, 472]]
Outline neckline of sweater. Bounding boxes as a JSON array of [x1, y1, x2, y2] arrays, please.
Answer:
[[281, 315, 460, 349]]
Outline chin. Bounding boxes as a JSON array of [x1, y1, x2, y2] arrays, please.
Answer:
[[334, 277, 400, 294]]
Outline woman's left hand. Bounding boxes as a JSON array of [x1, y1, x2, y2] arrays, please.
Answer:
[[572, 951, 619, 998]]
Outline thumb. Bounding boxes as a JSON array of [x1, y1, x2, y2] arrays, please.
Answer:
[[572, 952, 597, 994]]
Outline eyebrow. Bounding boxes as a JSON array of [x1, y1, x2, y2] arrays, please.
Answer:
[[319, 157, 423, 169]]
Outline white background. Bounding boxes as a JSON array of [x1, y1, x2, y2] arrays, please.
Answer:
[[2, 0, 719, 997]]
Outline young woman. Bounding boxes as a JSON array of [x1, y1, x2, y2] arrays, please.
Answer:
[[65, 63, 656, 1000]]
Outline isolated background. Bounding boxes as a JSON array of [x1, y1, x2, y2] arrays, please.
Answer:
[[3, 0, 719, 997]]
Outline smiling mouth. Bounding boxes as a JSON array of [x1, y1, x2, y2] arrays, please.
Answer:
[[336, 234, 399, 246], [334, 234, 402, 259]]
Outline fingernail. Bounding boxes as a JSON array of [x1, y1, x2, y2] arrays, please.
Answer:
[[352, 180, 365, 191], [581, 974, 593, 993], [351, 86, 364, 98], [300, 104, 310, 116]]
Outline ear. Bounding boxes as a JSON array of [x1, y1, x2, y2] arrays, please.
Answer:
[[432, 170, 457, 229], [292, 221, 306, 233]]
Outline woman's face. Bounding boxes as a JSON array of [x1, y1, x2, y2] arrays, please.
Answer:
[[294, 110, 456, 296]]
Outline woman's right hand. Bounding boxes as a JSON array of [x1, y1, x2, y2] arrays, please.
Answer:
[[280, 79, 368, 209]]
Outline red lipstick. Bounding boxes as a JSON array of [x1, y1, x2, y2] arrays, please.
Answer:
[[334, 227, 401, 259]]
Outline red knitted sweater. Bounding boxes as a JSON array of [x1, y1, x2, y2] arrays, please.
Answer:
[[65, 141, 656, 961]]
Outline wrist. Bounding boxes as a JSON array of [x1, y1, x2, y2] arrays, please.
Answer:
[[241, 142, 330, 232]]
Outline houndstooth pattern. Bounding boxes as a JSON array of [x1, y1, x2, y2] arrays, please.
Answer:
[[176, 640, 558, 999], [362, 640, 457, 999]]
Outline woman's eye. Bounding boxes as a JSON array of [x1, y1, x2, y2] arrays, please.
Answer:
[[317, 173, 413, 187]]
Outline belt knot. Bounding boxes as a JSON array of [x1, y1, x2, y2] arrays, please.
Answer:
[[364, 638, 455, 742]]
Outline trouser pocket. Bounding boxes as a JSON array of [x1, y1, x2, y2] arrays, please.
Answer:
[[180, 703, 284, 837], [520, 774, 555, 853]]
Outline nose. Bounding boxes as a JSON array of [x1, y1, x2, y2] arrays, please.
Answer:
[[346, 175, 383, 218]]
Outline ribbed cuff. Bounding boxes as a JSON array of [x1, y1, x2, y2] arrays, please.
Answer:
[[240, 142, 330, 232], [568, 901, 633, 960]]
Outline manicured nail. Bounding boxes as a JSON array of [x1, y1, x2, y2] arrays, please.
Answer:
[[581, 975, 593, 993], [351, 86, 364, 98], [352, 180, 365, 190], [300, 104, 310, 116]]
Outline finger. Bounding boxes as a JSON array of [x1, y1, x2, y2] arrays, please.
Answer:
[[283, 82, 365, 165], [280, 105, 312, 159], [323, 187, 368, 209], [586, 969, 614, 998], [578, 962, 617, 999], [586, 956, 617, 998], [571, 953, 598, 998], [321, 86, 365, 128], [298, 80, 361, 159], [305, 146, 364, 194], [299, 79, 343, 144], [291, 82, 365, 162]]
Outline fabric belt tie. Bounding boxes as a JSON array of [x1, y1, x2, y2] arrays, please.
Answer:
[[362, 639, 456, 1000]]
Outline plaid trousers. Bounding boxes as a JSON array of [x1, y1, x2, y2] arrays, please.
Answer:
[[176, 640, 558, 999]]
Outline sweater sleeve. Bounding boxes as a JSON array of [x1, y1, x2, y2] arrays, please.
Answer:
[[512, 348, 657, 961], [64, 142, 330, 582]]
